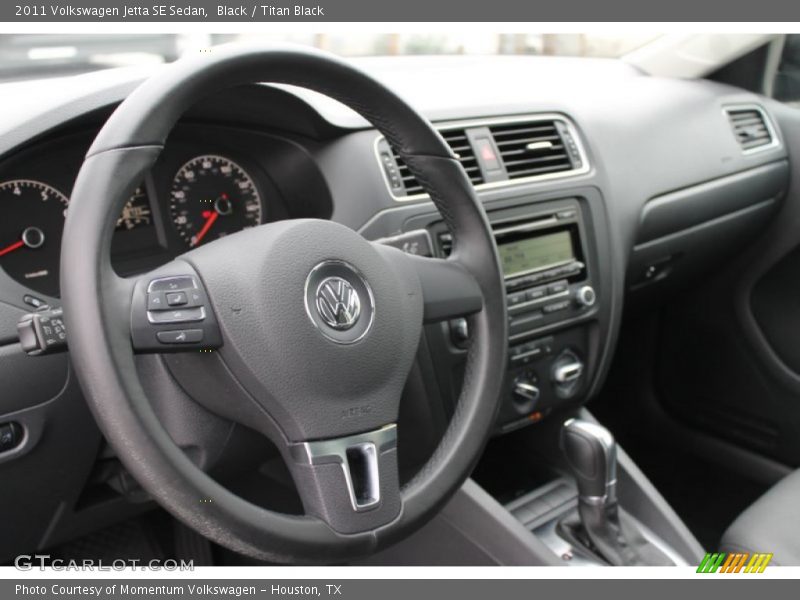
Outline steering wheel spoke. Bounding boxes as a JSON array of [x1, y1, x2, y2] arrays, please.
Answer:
[[373, 242, 483, 323], [286, 424, 402, 533], [127, 261, 224, 353]]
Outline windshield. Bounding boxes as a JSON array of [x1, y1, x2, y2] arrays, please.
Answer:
[[0, 33, 660, 81]]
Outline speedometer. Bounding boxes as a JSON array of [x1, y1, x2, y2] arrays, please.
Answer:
[[169, 155, 263, 247], [0, 179, 69, 297]]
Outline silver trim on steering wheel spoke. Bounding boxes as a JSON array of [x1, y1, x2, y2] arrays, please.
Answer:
[[291, 424, 397, 512]]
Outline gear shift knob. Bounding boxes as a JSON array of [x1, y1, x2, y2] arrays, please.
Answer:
[[560, 418, 617, 504]]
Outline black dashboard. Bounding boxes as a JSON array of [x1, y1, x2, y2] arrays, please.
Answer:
[[0, 55, 793, 560]]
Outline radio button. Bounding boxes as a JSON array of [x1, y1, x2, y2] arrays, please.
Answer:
[[526, 287, 547, 301], [507, 291, 527, 306], [543, 300, 571, 314], [548, 280, 569, 295]]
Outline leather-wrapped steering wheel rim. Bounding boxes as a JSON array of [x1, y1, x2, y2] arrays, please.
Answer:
[[60, 44, 508, 563]]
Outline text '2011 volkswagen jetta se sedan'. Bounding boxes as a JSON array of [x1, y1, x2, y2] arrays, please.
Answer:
[[0, 33, 799, 567]]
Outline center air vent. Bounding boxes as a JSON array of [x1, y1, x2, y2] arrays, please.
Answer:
[[385, 129, 484, 196], [726, 107, 775, 152], [489, 120, 578, 180], [376, 115, 588, 200]]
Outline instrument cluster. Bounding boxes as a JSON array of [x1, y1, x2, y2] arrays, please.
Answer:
[[0, 128, 283, 298]]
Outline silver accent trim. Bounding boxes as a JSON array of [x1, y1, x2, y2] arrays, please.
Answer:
[[562, 418, 617, 503], [303, 260, 375, 345], [526, 141, 554, 151], [374, 113, 592, 202], [315, 276, 362, 330], [532, 503, 687, 567], [293, 424, 397, 512], [21, 227, 45, 249], [146, 275, 199, 293], [554, 361, 584, 384], [513, 380, 541, 402], [492, 216, 561, 237], [576, 285, 597, 307], [723, 104, 781, 156]]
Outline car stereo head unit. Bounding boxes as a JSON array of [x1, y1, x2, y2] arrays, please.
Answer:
[[439, 204, 596, 338], [493, 214, 586, 291]]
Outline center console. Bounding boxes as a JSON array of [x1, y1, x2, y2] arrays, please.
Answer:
[[362, 188, 704, 567], [427, 197, 602, 433]]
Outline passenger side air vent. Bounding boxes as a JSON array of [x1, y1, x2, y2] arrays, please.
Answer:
[[385, 129, 485, 196], [489, 120, 579, 180], [726, 107, 775, 152]]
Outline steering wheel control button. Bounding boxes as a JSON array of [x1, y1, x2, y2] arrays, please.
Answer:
[[131, 270, 222, 352], [304, 260, 375, 344], [166, 291, 188, 306], [157, 329, 204, 344], [375, 229, 433, 257], [146, 276, 206, 323], [148, 306, 205, 324], [147, 292, 166, 310], [148, 276, 197, 292]]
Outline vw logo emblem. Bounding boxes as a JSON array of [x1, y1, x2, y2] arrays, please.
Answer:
[[305, 260, 375, 344], [315, 277, 361, 330]]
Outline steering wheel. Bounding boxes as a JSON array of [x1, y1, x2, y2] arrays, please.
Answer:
[[60, 45, 507, 563]]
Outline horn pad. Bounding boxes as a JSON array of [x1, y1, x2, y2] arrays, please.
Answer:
[[181, 218, 424, 442]]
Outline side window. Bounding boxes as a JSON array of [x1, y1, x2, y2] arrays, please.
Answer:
[[773, 35, 800, 105]]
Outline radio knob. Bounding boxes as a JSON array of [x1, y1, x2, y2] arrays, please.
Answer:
[[575, 285, 596, 308]]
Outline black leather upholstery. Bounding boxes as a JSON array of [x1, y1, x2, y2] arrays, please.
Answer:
[[720, 470, 800, 565]]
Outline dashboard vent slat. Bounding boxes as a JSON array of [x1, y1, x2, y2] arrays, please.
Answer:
[[389, 128, 485, 195], [727, 108, 774, 152], [489, 120, 575, 180]]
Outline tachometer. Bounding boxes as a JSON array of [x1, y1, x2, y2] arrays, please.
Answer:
[[168, 155, 263, 247], [0, 179, 69, 297]]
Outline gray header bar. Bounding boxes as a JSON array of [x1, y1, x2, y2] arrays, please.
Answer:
[[0, 0, 795, 22]]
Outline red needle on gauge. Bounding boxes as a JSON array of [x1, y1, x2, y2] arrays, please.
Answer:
[[192, 210, 219, 247], [0, 239, 24, 257]]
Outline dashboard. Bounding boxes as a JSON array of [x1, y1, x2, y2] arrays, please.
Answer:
[[0, 124, 332, 299], [0, 55, 793, 560]]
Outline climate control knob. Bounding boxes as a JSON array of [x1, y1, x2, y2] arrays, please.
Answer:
[[575, 285, 597, 308], [513, 378, 541, 402]]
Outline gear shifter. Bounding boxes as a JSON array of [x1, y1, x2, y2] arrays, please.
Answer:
[[559, 418, 673, 566], [561, 418, 617, 504]]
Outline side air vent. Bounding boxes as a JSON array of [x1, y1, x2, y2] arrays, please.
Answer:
[[386, 129, 485, 196], [726, 107, 775, 152], [489, 120, 577, 180]]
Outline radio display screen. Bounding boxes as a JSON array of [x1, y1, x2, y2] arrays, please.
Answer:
[[498, 230, 575, 278]]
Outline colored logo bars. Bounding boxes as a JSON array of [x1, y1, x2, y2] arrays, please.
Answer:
[[697, 552, 773, 573]]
